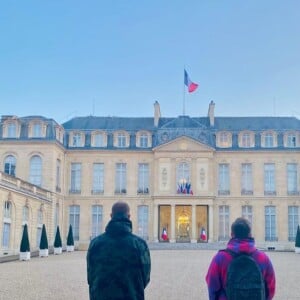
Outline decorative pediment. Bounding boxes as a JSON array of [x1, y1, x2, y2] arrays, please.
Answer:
[[153, 136, 214, 152]]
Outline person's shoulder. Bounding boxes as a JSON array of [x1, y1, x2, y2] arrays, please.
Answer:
[[131, 233, 149, 248]]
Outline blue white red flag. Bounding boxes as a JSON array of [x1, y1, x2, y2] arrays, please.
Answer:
[[161, 228, 168, 241], [200, 227, 207, 241], [184, 69, 198, 93]]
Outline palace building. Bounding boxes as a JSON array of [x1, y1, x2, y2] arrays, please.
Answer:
[[1, 101, 300, 255]]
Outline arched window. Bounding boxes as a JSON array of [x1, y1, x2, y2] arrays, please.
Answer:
[[29, 155, 42, 186], [4, 155, 16, 176]]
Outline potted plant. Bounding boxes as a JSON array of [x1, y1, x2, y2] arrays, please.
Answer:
[[54, 225, 62, 254], [39, 224, 49, 257], [20, 224, 31, 261], [295, 225, 300, 254], [66, 224, 75, 252]]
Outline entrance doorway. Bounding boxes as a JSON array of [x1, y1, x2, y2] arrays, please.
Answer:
[[176, 205, 191, 242]]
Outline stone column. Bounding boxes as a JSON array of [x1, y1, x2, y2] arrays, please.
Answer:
[[170, 204, 176, 243], [191, 204, 197, 243], [208, 205, 214, 242], [153, 204, 158, 242]]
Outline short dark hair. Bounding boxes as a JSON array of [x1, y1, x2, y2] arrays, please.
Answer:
[[111, 202, 130, 219], [231, 217, 251, 238]]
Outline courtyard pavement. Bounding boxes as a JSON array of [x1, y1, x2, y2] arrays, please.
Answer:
[[0, 245, 299, 300]]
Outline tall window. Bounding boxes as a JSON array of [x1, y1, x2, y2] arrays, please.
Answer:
[[138, 163, 149, 194], [264, 163, 276, 195], [218, 205, 230, 241], [4, 201, 12, 219], [72, 133, 82, 147], [138, 205, 149, 240], [91, 205, 103, 239], [264, 133, 274, 147], [36, 209, 43, 247], [176, 162, 192, 194], [29, 155, 42, 186], [241, 133, 251, 147], [115, 163, 127, 193], [56, 159, 61, 190], [241, 163, 253, 194], [265, 206, 277, 241], [287, 163, 298, 195], [54, 204, 59, 231], [288, 206, 299, 241], [218, 164, 230, 195], [69, 205, 80, 241], [139, 134, 148, 148], [117, 133, 126, 148], [242, 205, 253, 225], [92, 163, 104, 193], [70, 163, 81, 193], [4, 155, 16, 177], [287, 134, 296, 147], [22, 206, 29, 224], [2, 223, 10, 248], [33, 123, 42, 137]]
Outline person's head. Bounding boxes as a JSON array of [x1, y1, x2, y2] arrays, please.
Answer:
[[111, 201, 130, 220], [231, 217, 251, 239]]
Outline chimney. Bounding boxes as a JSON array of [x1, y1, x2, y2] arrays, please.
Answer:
[[154, 101, 161, 127], [208, 100, 215, 127]]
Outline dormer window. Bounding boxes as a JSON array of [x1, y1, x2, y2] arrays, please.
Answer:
[[118, 133, 126, 147], [114, 131, 129, 148], [262, 131, 277, 148], [33, 123, 42, 137], [239, 131, 254, 148], [136, 131, 151, 148], [70, 132, 85, 147], [217, 131, 232, 148], [91, 131, 107, 147], [7, 123, 16, 138], [140, 134, 148, 148], [286, 133, 297, 148], [3, 119, 20, 138]]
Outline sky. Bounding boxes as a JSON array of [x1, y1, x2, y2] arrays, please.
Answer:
[[1, 1, 300, 124]]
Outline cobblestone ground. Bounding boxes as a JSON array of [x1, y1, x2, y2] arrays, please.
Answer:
[[0, 247, 298, 300]]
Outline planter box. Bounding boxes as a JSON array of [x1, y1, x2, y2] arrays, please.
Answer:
[[39, 249, 49, 257], [20, 251, 31, 261], [54, 247, 62, 255], [66, 245, 74, 252], [295, 247, 300, 254]]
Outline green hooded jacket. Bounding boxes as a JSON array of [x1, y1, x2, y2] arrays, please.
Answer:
[[87, 216, 151, 300]]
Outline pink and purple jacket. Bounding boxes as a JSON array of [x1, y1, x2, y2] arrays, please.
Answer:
[[205, 238, 276, 300]]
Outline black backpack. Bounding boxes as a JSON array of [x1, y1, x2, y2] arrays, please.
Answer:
[[223, 249, 265, 300]]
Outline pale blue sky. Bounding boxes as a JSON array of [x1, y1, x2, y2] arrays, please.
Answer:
[[1, 1, 300, 123]]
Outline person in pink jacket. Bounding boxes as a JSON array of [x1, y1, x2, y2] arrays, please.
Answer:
[[206, 218, 276, 299]]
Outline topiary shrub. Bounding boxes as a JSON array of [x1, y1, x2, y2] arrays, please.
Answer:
[[54, 226, 62, 248], [39, 224, 48, 250], [295, 225, 300, 248], [20, 224, 30, 252], [67, 224, 74, 246]]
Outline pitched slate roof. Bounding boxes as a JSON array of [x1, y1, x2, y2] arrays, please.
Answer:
[[62, 116, 155, 131], [214, 117, 300, 131]]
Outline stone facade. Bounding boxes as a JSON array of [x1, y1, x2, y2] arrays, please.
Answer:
[[0, 101, 300, 255]]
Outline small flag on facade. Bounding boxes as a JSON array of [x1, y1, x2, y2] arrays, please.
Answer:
[[161, 227, 168, 241], [200, 227, 207, 241], [184, 69, 198, 93]]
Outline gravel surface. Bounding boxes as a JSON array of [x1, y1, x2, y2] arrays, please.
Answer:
[[0, 248, 298, 300]]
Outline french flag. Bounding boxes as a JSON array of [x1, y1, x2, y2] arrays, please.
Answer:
[[184, 69, 198, 93], [200, 227, 207, 241]]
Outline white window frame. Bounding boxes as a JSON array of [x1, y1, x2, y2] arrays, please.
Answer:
[[91, 205, 103, 238], [29, 155, 42, 186], [265, 206, 277, 241], [218, 164, 230, 195], [218, 205, 230, 241], [138, 163, 149, 194], [4, 155, 16, 177], [69, 205, 80, 241], [241, 163, 253, 194], [137, 205, 149, 240], [115, 163, 127, 193], [92, 163, 104, 194], [70, 163, 81, 193]]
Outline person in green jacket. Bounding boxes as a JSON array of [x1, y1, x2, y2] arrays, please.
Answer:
[[87, 201, 151, 300]]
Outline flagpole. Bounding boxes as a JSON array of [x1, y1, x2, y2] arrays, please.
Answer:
[[183, 69, 186, 115]]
